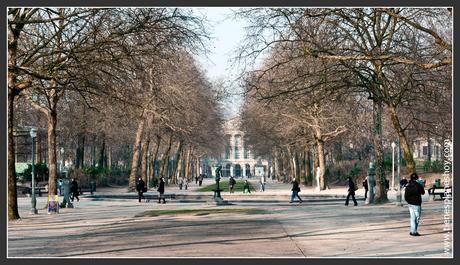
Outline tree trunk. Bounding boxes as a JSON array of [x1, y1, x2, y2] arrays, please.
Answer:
[[196, 156, 201, 178], [305, 148, 312, 185], [37, 133, 42, 163], [171, 141, 184, 184], [91, 134, 97, 168], [313, 147, 319, 188], [140, 139, 150, 183], [315, 137, 327, 190], [107, 145, 112, 170], [76, 133, 85, 169], [151, 135, 161, 180], [300, 150, 307, 185], [8, 93, 20, 220], [97, 135, 105, 170], [388, 104, 416, 174], [174, 149, 185, 183], [160, 134, 173, 182], [128, 115, 146, 191], [47, 109, 58, 196], [184, 146, 192, 182], [8, 22, 23, 220], [373, 99, 388, 203]]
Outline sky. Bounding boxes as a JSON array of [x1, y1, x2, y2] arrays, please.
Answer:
[[195, 8, 248, 119]]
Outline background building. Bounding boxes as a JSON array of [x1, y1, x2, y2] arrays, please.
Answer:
[[202, 116, 269, 178]]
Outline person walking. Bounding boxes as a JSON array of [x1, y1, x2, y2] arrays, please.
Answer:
[[260, 176, 265, 192], [70, 178, 80, 202], [136, 177, 146, 202], [243, 180, 251, 194], [405, 172, 425, 236], [198, 174, 203, 186], [400, 178, 408, 188], [290, 177, 303, 203], [229, 176, 236, 193], [178, 177, 184, 190], [363, 177, 368, 200], [157, 177, 166, 204], [345, 177, 358, 206]]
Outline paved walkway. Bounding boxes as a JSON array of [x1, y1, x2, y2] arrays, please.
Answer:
[[9, 179, 451, 258]]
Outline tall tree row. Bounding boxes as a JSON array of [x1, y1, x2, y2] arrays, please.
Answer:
[[8, 8, 224, 220], [237, 7, 452, 202]]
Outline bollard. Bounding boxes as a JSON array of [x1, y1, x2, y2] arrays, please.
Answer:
[[365, 162, 376, 204]]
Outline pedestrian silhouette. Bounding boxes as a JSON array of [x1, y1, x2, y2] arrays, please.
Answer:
[[290, 177, 303, 203], [157, 177, 166, 204], [243, 180, 251, 194], [345, 177, 358, 206], [405, 172, 425, 236], [70, 178, 80, 202], [136, 177, 146, 202], [363, 177, 368, 200]]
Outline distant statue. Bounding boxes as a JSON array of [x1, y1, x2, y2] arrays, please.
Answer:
[[215, 165, 222, 181], [214, 165, 223, 199]]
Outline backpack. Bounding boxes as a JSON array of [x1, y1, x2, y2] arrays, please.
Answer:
[[404, 182, 420, 201]]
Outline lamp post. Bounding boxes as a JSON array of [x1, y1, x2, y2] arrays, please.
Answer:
[[391, 142, 396, 190], [30, 128, 38, 214], [396, 139, 403, 206]]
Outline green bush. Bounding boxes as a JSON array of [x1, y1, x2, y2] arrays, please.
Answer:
[[22, 163, 49, 182], [423, 160, 431, 172], [348, 163, 361, 179], [431, 160, 443, 172]]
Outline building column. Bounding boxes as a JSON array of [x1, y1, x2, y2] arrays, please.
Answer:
[[242, 164, 246, 177], [230, 165, 233, 177]]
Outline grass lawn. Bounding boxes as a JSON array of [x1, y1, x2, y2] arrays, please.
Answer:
[[135, 208, 268, 217], [196, 180, 256, 193]]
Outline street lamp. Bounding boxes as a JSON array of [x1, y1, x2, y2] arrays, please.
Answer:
[[391, 142, 396, 190], [30, 128, 38, 214], [395, 139, 403, 206]]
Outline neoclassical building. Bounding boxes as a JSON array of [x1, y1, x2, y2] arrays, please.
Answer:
[[203, 116, 269, 178]]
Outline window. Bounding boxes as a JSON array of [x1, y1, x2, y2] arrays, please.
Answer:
[[234, 146, 240, 159], [422, 146, 428, 156], [225, 135, 231, 159], [244, 145, 249, 159], [234, 135, 241, 146], [225, 146, 231, 159]]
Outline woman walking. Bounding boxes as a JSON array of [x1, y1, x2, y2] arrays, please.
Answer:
[[70, 178, 80, 202], [345, 177, 358, 206], [290, 177, 303, 203], [157, 177, 166, 204]]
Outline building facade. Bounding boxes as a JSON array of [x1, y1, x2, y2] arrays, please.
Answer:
[[412, 137, 443, 161], [203, 116, 269, 178]]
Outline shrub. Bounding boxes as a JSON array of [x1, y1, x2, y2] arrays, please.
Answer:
[[423, 160, 431, 172], [22, 163, 49, 182], [348, 163, 361, 179], [431, 160, 443, 172]]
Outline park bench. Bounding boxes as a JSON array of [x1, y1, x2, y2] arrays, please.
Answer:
[[428, 186, 452, 200], [78, 183, 96, 195], [21, 186, 48, 197]]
